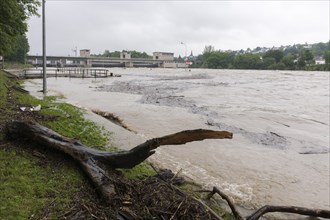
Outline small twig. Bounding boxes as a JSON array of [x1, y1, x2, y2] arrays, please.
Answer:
[[170, 168, 182, 182], [193, 197, 223, 220], [4, 83, 10, 89], [207, 186, 244, 220], [150, 164, 167, 182], [57, 204, 78, 218], [169, 198, 185, 220]]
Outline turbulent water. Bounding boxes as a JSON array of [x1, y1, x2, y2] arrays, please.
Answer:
[[24, 68, 330, 215]]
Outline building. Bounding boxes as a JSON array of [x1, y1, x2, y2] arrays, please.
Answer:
[[80, 49, 90, 57], [153, 52, 174, 61], [315, 56, 325, 65], [120, 51, 131, 59]]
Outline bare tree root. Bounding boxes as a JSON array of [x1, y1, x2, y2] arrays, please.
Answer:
[[206, 187, 330, 220], [5, 120, 232, 201], [246, 205, 330, 220], [207, 187, 244, 220], [6, 120, 330, 220]]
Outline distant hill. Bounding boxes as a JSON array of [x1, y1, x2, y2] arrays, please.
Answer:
[[239, 41, 330, 57]]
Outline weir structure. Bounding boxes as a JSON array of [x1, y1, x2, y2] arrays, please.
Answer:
[[27, 52, 187, 69]]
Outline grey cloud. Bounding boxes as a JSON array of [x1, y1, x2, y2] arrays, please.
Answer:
[[27, 1, 329, 57]]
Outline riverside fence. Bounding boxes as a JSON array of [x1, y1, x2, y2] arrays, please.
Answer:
[[19, 68, 114, 79]]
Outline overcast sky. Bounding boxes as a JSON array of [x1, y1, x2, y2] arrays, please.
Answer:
[[27, 0, 329, 57]]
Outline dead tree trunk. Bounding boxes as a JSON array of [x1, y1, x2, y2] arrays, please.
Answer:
[[6, 120, 233, 201]]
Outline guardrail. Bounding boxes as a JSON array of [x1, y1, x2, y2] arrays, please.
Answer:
[[19, 68, 113, 79]]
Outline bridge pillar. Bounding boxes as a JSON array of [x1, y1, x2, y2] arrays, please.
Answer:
[[80, 59, 92, 68], [125, 61, 134, 68], [60, 58, 66, 67]]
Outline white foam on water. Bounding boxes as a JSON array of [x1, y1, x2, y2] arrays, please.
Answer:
[[24, 68, 330, 213]]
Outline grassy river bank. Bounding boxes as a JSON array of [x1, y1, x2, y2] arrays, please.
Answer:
[[0, 70, 232, 219]]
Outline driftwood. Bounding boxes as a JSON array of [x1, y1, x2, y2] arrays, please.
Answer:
[[6, 120, 233, 201], [206, 187, 330, 220], [6, 120, 330, 219]]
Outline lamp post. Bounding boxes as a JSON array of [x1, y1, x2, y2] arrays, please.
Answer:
[[180, 42, 187, 70], [42, 0, 47, 94], [180, 42, 187, 59]]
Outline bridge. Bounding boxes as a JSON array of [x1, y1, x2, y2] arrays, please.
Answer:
[[27, 55, 186, 68]]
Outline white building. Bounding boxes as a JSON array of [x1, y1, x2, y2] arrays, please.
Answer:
[[153, 52, 174, 61], [120, 51, 131, 59], [315, 57, 326, 65], [80, 49, 90, 57]]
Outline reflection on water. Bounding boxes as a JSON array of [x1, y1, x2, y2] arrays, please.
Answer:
[[24, 68, 330, 213]]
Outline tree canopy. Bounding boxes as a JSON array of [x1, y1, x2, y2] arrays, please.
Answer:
[[194, 43, 329, 71], [0, 0, 40, 56]]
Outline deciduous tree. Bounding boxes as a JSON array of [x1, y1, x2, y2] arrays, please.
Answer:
[[0, 0, 40, 56]]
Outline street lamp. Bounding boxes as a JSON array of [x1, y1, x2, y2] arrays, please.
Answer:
[[180, 42, 187, 70], [180, 42, 187, 59], [42, 0, 47, 94]]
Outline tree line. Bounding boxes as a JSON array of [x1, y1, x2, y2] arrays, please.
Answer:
[[92, 50, 152, 59], [1, 1, 328, 72], [0, 0, 39, 63], [191, 43, 330, 71]]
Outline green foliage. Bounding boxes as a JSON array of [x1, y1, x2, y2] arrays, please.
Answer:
[[0, 72, 9, 106], [196, 42, 329, 71], [130, 50, 152, 59], [324, 51, 330, 65], [93, 50, 152, 59], [3, 61, 32, 69], [263, 50, 284, 63], [102, 50, 120, 58], [281, 53, 296, 70], [0, 0, 40, 55], [0, 149, 83, 219], [203, 52, 234, 69], [261, 57, 276, 69], [233, 53, 262, 69], [297, 49, 315, 68], [5, 34, 29, 63], [203, 45, 215, 54]]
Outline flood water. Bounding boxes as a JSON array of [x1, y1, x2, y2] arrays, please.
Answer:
[[24, 68, 330, 215]]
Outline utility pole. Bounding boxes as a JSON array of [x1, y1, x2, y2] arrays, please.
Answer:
[[42, 0, 47, 94], [180, 42, 187, 70]]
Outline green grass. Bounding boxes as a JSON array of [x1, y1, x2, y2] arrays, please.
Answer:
[[14, 92, 111, 150], [0, 70, 205, 219], [120, 163, 156, 180], [0, 72, 9, 106], [3, 62, 33, 70], [0, 149, 83, 220], [0, 70, 113, 218]]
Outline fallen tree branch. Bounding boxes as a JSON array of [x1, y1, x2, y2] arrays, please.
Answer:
[[206, 187, 244, 220], [6, 120, 329, 219], [206, 187, 330, 220], [247, 205, 330, 220], [6, 120, 232, 201]]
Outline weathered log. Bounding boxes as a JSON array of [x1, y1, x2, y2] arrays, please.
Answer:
[[5, 120, 330, 219], [247, 205, 330, 220], [6, 120, 233, 201], [206, 187, 330, 220]]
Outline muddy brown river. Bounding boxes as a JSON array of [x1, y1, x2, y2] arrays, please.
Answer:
[[24, 68, 330, 218]]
